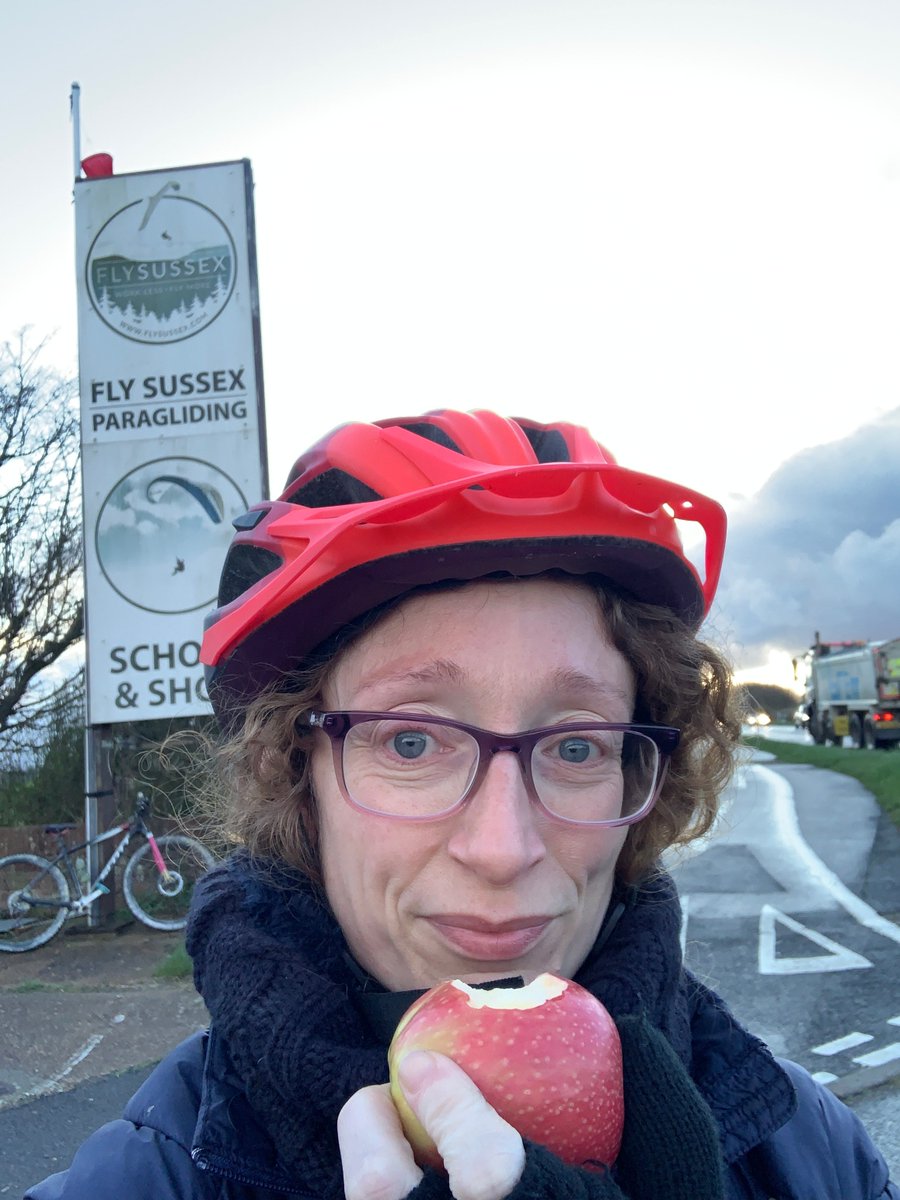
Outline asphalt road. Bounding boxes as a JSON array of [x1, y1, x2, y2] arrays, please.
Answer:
[[669, 748, 900, 1077], [1, 1067, 153, 1196], [668, 736, 900, 1180]]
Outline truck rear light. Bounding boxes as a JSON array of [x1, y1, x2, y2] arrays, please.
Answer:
[[872, 711, 896, 723]]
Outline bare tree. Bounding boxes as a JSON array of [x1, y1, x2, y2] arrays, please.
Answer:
[[0, 334, 83, 752]]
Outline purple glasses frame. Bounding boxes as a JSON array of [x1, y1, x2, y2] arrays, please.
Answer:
[[307, 710, 680, 826]]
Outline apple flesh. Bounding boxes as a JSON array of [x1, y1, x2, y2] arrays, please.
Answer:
[[388, 972, 623, 1171]]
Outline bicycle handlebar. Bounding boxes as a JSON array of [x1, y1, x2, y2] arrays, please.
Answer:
[[79, 788, 154, 828]]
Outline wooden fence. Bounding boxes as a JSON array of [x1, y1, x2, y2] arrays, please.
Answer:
[[0, 818, 184, 860], [0, 824, 87, 858]]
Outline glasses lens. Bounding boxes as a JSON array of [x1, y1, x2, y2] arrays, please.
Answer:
[[342, 718, 479, 817], [531, 729, 659, 822]]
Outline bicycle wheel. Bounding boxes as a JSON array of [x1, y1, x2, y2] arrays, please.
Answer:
[[123, 836, 215, 931], [0, 854, 70, 952]]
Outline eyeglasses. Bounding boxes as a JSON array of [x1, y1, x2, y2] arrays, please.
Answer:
[[307, 711, 679, 826]]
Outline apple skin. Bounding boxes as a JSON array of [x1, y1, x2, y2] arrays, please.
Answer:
[[388, 973, 623, 1171]]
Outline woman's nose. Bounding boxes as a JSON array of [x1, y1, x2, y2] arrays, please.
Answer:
[[445, 749, 546, 883]]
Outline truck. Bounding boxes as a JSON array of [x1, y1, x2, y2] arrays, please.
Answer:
[[797, 633, 900, 749]]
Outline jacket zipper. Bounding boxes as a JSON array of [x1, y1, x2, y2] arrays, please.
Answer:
[[191, 1147, 305, 1195]]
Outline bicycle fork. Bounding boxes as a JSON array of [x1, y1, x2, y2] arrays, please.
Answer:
[[140, 830, 194, 901], [145, 831, 176, 886]]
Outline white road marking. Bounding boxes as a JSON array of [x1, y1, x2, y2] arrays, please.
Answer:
[[672, 764, 900, 960], [54, 1034, 105, 1083], [811, 1032, 874, 1056], [758, 906, 873, 975], [0, 1033, 105, 1111], [671, 749, 900, 1073], [851, 1042, 900, 1068], [762, 766, 900, 947], [811, 1070, 839, 1084]]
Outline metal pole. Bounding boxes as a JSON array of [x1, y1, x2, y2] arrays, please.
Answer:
[[84, 725, 117, 928], [70, 83, 81, 182], [83, 725, 100, 927]]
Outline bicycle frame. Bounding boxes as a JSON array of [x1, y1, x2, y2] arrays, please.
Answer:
[[46, 814, 172, 915], [2, 790, 215, 949]]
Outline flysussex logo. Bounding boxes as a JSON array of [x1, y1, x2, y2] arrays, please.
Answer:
[[86, 181, 237, 344]]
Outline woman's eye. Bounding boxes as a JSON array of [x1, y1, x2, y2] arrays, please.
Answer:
[[557, 737, 592, 763], [391, 730, 430, 759]]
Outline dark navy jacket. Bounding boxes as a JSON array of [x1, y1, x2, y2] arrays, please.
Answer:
[[26, 1023, 898, 1200]]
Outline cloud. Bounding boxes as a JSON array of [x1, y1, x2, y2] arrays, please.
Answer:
[[711, 408, 900, 667]]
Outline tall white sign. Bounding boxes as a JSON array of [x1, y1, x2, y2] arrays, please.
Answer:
[[75, 160, 267, 724]]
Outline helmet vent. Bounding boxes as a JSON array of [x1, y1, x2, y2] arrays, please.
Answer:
[[518, 425, 571, 463], [398, 422, 464, 454], [219, 544, 283, 606], [287, 468, 383, 509]]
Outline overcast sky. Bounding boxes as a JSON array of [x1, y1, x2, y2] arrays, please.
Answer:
[[712, 405, 900, 678], [3, 0, 900, 686]]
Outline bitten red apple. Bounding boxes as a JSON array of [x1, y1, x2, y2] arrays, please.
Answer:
[[388, 972, 623, 1171]]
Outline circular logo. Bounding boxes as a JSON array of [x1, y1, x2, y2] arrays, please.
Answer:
[[95, 457, 247, 614], [86, 183, 237, 345]]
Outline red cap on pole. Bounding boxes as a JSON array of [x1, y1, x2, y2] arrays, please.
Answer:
[[81, 153, 114, 178]]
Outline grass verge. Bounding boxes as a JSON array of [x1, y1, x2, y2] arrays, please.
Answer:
[[7, 980, 67, 993], [744, 736, 900, 827], [153, 940, 193, 980]]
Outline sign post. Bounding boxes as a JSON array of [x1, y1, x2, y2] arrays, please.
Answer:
[[74, 158, 267, 921]]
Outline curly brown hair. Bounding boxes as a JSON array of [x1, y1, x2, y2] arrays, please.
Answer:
[[194, 576, 742, 886]]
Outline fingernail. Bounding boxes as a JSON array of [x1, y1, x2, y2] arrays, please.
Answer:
[[398, 1050, 436, 1095]]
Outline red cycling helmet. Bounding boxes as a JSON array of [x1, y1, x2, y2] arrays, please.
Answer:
[[201, 410, 726, 720]]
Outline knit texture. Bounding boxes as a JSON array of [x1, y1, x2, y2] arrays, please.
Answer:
[[409, 1145, 628, 1200], [614, 1014, 728, 1198], [186, 856, 387, 1197], [186, 854, 795, 1199], [573, 873, 796, 1166]]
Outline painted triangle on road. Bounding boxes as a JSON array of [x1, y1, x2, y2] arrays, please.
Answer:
[[758, 905, 873, 975]]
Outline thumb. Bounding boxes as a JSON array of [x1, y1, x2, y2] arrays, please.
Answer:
[[400, 1051, 525, 1200]]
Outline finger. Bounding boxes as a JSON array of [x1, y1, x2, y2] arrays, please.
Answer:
[[338, 1083, 424, 1200], [400, 1051, 525, 1200]]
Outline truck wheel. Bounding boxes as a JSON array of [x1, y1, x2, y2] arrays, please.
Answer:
[[850, 714, 865, 749], [862, 721, 881, 750]]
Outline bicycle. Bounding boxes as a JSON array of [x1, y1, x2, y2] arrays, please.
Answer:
[[0, 791, 216, 952]]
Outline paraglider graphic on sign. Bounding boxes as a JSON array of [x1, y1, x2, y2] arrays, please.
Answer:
[[95, 456, 247, 614], [146, 474, 225, 525]]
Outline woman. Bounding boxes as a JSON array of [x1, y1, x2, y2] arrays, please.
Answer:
[[28, 410, 897, 1200]]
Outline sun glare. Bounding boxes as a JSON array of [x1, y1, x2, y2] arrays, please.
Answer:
[[734, 649, 803, 694]]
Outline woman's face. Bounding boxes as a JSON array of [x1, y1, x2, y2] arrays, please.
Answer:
[[312, 578, 636, 990]]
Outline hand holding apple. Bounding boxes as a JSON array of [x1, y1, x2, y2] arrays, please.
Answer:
[[338, 1056, 527, 1200], [388, 972, 623, 1171]]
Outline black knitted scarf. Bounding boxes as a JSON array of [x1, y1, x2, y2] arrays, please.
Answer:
[[186, 853, 794, 1197]]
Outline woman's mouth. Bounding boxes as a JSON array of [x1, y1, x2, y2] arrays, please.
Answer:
[[426, 914, 553, 961]]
